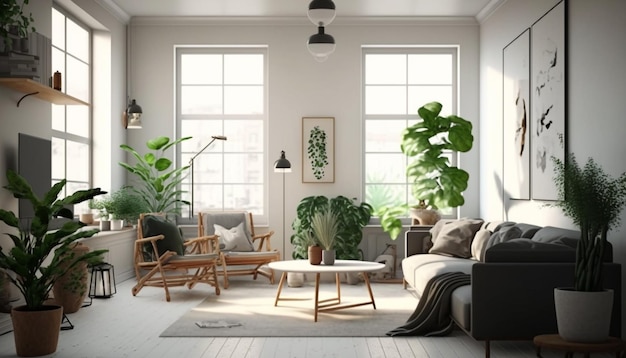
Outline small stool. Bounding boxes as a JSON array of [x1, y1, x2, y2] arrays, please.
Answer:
[[89, 263, 117, 298], [534, 334, 625, 358]]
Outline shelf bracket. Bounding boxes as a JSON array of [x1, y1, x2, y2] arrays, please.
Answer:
[[17, 92, 39, 107]]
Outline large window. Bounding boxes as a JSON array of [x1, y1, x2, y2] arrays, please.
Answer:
[[363, 47, 458, 219], [51, 7, 91, 212], [177, 48, 268, 222]]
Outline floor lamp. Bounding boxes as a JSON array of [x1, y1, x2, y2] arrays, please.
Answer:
[[274, 151, 291, 260], [188, 135, 227, 218]]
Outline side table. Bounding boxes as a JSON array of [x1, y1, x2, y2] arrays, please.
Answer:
[[533, 334, 625, 358]]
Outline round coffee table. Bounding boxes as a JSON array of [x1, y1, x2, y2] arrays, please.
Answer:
[[268, 259, 385, 322]]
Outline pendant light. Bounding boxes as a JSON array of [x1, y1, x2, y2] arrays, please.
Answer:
[[307, 26, 335, 62], [307, 0, 336, 26]]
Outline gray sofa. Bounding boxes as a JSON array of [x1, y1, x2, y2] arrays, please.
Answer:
[[401, 219, 622, 357]]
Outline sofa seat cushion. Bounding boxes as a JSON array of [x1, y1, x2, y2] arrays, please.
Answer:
[[402, 254, 476, 297], [450, 285, 472, 331]]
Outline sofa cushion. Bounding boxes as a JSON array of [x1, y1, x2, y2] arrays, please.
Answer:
[[142, 215, 185, 256], [531, 226, 580, 243], [451, 285, 472, 331], [213, 222, 254, 252], [402, 254, 476, 297], [470, 228, 492, 262], [429, 219, 483, 258], [485, 225, 522, 250], [484, 238, 576, 262]]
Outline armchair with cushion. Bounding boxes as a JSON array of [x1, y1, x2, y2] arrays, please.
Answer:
[[132, 213, 221, 301], [198, 211, 280, 288]]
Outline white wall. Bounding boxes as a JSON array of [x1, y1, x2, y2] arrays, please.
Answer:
[[480, 0, 626, 334], [128, 18, 481, 258]]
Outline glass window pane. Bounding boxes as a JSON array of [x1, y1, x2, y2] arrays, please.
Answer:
[[408, 54, 452, 85], [365, 86, 406, 115], [365, 120, 406, 152], [66, 106, 89, 137], [66, 57, 89, 102], [182, 120, 224, 153], [51, 9, 65, 50], [224, 153, 262, 183], [51, 137, 65, 180], [181, 54, 222, 84], [223, 119, 263, 152], [408, 86, 453, 116], [224, 184, 263, 214], [52, 104, 65, 131], [366, 184, 407, 213], [194, 184, 224, 210], [66, 19, 89, 63], [224, 86, 263, 114], [181, 86, 222, 114], [365, 54, 406, 84], [224, 54, 263, 85], [365, 153, 406, 183], [51, 48, 65, 88], [66, 140, 89, 182], [183, 153, 223, 183]]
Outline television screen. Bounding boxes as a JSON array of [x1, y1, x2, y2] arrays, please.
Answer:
[[18, 133, 52, 220]]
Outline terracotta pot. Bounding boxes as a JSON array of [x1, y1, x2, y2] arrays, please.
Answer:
[[308, 245, 322, 265], [52, 243, 90, 314], [11, 305, 63, 357]]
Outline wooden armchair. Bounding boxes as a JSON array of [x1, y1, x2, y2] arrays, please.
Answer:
[[132, 213, 221, 301], [198, 211, 280, 289]]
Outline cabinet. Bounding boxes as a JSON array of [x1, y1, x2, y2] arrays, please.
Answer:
[[0, 78, 88, 106], [405, 225, 433, 257]]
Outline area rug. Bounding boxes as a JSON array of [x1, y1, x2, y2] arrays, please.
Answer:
[[160, 277, 416, 337]]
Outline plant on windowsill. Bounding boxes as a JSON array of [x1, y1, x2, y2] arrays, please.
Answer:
[[0, 0, 36, 52], [377, 101, 474, 240], [119, 136, 192, 219], [105, 186, 149, 227], [0, 170, 107, 357], [550, 153, 626, 342]]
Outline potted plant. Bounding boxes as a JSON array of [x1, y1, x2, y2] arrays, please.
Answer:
[[0, 170, 107, 356], [310, 210, 338, 265], [51, 242, 98, 314], [0, 269, 11, 313], [291, 195, 372, 263], [378, 101, 474, 240], [105, 187, 148, 229], [550, 154, 626, 342], [119, 136, 192, 219], [0, 0, 35, 52], [90, 196, 111, 231]]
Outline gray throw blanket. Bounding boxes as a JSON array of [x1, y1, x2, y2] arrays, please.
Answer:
[[387, 272, 471, 337]]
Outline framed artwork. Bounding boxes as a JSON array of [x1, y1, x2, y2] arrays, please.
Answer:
[[302, 117, 334, 183], [530, 0, 566, 200], [503, 28, 531, 200]]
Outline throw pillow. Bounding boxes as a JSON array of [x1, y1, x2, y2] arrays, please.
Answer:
[[142, 215, 185, 256], [470, 228, 492, 262], [213, 222, 254, 252], [428, 219, 484, 258]]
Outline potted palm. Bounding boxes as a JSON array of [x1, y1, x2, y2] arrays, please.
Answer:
[[551, 153, 626, 342], [119, 136, 192, 219], [0, 170, 107, 356], [378, 101, 474, 239], [311, 210, 339, 265]]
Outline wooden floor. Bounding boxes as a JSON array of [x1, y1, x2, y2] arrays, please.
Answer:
[[0, 278, 617, 358]]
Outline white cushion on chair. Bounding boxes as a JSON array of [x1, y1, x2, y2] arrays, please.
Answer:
[[213, 222, 254, 252]]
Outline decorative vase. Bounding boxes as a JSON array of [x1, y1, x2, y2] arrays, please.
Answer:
[[322, 249, 335, 265], [287, 272, 304, 287], [308, 245, 322, 265], [79, 213, 94, 225], [52, 243, 90, 314], [11, 305, 63, 357], [554, 288, 613, 342], [409, 207, 441, 225], [110, 219, 124, 231], [99, 220, 110, 231]]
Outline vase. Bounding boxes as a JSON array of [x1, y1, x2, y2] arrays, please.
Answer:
[[11, 305, 63, 357], [409, 207, 441, 225], [308, 245, 322, 265], [110, 219, 124, 231], [554, 288, 613, 342], [99, 220, 110, 231], [322, 249, 335, 265], [79, 213, 94, 225]]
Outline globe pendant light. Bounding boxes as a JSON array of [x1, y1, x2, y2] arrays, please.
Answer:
[[307, 26, 335, 62], [308, 0, 336, 26]]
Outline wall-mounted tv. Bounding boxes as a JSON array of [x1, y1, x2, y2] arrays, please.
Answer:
[[18, 133, 52, 220]]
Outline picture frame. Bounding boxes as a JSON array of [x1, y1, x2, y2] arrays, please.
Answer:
[[302, 117, 334, 183], [530, 0, 566, 201], [503, 28, 531, 200]]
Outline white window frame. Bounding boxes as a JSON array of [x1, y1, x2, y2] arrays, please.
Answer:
[[362, 46, 459, 224]]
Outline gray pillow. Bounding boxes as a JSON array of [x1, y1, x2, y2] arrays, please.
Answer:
[[485, 238, 576, 262], [213, 222, 254, 251], [202, 212, 254, 252], [485, 225, 522, 251], [429, 219, 484, 258], [531, 226, 581, 243]]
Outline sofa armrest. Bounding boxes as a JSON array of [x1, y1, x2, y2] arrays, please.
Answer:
[[470, 262, 621, 341]]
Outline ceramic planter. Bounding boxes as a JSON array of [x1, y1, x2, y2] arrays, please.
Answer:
[[11, 305, 63, 356], [554, 288, 613, 342], [322, 249, 335, 265], [308, 245, 322, 265]]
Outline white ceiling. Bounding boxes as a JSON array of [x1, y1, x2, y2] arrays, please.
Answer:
[[101, 0, 501, 20]]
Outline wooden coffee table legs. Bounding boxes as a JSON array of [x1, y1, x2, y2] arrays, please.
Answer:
[[273, 271, 378, 322]]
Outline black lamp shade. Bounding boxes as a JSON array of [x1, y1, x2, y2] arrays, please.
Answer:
[[308, 0, 336, 26], [307, 26, 336, 61], [274, 151, 292, 173]]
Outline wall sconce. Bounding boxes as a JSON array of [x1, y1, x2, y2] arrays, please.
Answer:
[[123, 99, 143, 129]]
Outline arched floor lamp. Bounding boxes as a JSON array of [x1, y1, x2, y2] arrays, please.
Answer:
[[274, 151, 291, 260]]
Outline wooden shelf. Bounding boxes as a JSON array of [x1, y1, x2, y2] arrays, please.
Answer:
[[0, 78, 88, 106]]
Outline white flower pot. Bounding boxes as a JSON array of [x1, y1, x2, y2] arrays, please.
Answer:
[[554, 288, 613, 342]]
